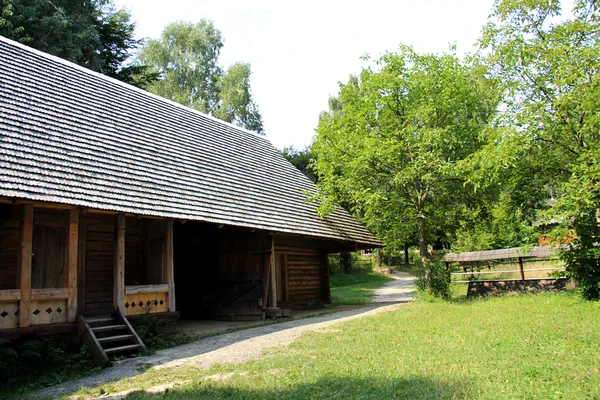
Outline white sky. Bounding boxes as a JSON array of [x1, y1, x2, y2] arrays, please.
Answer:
[[114, 0, 496, 150]]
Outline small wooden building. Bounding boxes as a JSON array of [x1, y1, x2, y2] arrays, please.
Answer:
[[0, 36, 380, 353]]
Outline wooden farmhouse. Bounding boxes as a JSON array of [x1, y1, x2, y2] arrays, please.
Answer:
[[0, 37, 380, 363]]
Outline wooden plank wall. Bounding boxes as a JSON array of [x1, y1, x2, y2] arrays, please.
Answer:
[[0, 204, 19, 290], [214, 234, 269, 320], [275, 237, 330, 306], [31, 209, 66, 289], [82, 213, 115, 316]]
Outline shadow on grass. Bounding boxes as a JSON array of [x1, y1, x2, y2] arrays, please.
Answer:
[[123, 376, 467, 400], [32, 303, 411, 399]]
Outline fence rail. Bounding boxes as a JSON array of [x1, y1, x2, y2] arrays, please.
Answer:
[[451, 267, 566, 283]]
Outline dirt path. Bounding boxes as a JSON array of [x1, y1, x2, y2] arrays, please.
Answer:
[[32, 273, 416, 399], [372, 270, 416, 303]]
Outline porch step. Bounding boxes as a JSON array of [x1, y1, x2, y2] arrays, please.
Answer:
[[104, 344, 143, 354], [92, 324, 127, 333], [78, 311, 147, 368], [98, 334, 135, 344]]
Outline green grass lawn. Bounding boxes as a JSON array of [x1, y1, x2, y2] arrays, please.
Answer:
[[73, 292, 600, 399], [329, 271, 394, 305]]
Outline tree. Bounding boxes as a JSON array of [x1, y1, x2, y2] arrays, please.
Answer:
[[0, 0, 154, 87], [479, 0, 600, 298], [313, 46, 498, 262], [281, 146, 317, 182], [138, 20, 263, 133]]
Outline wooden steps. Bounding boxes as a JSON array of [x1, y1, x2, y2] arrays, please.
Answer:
[[78, 311, 147, 367]]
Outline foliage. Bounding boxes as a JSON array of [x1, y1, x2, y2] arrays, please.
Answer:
[[280, 146, 317, 182], [130, 311, 195, 352], [0, 0, 154, 88], [138, 20, 263, 133], [313, 46, 499, 260], [75, 293, 600, 399], [0, 336, 97, 392], [478, 0, 600, 298], [415, 260, 451, 299]]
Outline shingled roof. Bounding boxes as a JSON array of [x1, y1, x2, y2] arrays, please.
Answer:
[[0, 36, 381, 247]]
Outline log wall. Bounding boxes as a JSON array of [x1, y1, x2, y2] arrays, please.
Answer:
[[275, 236, 330, 306]]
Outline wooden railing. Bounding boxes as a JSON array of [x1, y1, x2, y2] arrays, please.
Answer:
[[451, 267, 566, 283], [123, 284, 169, 316]]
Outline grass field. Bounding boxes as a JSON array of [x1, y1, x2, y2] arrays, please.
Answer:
[[329, 270, 394, 305], [73, 292, 600, 399]]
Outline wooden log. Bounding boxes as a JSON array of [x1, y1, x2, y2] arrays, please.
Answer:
[[66, 208, 79, 322], [113, 214, 125, 312], [18, 204, 33, 328], [165, 219, 175, 312]]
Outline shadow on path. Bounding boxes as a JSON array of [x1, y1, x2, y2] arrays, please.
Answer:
[[34, 277, 417, 399]]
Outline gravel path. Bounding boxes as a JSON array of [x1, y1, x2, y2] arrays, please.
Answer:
[[372, 271, 416, 303], [33, 273, 416, 399]]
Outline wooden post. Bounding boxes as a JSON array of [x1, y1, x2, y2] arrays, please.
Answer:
[[113, 214, 125, 313], [165, 219, 175, 312], [518, 257, 525, 281], [262, 250, 271, 311], [283, 253, 289, 302], [268, 236, 277, 309], [66, 208, 79, 322], [77, 223, 87, 316], [18, 204, 33, 328]]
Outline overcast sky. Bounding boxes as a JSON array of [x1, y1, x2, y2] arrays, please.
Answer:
[[114, 0, 496, 150]]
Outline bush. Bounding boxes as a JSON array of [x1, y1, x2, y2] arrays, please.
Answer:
[[329, 252, 371, 274], [561, 210, 600, 300], [416, 260, 451, 299], [0, 336, 97, 390]]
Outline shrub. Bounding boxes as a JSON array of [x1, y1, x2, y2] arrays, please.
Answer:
[[416, 260, 451, 299]]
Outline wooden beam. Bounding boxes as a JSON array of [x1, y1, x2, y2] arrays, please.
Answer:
[[164, 219, 175, 312], [125, 284, 169, 295], [31, 288, 68, 300], [262, 250, 271, 311], [18, 204, 33, 328], [113, 214, 126, 313], [0, 289, 21, 301], [77, 223, 87, 316], [66, 208, 79, 322], [269, 236, 277, 309]]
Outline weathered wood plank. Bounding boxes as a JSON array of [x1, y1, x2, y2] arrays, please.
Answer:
[[114, 215, 125, 313], [125, 284, 169, 295], [31, 288, 68, 299], [165, 220, 175, 312], [66, 208, 79, 322], [0, 289, 20, 301], [18, 204, 33, 328], [77, 222, 87, 316]]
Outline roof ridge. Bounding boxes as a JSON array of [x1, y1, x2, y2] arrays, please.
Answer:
[[0, 35, 269, 142]]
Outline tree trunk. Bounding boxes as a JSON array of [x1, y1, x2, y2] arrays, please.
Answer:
[[417, 215, 428, 258], [377, 249, 383, 267], [404, 243, 409, 265]]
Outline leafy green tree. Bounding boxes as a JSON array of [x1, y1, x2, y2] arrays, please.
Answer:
[[0, 0, 153, 87], [313, 46, 498, 261], [281, 146, 317, 182], [478, 0, 600, 298], [138, 20, 263, 133]]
